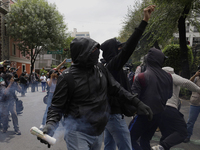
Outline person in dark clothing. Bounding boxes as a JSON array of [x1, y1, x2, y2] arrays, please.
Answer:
[[100, 5, 155, 150], [19, 72, 27, 96], [129, 48, 173, 150], [37, 37, 153, 150]]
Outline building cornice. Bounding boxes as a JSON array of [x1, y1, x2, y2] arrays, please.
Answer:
[[9, 56, 31, 64]]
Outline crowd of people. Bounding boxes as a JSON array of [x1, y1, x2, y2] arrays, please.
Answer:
[[0, 58, 67, 136], [1, 4, 200, 150]]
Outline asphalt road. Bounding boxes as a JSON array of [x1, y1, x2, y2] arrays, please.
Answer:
[[0, 86, 200, 150]]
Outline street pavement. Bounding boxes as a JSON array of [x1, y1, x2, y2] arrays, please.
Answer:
[[0, 86, 200, 150]]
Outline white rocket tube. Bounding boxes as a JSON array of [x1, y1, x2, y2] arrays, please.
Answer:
[[30, 126, 56, 145]]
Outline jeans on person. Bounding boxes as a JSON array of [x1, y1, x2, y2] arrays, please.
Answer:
[[186, 105, 200, 138], [42, 92, 53, 125], [104, 114, 132, 150], [41, 82, 46, 91], [64, 130, 103, 150], [0, 100, 19, 131]]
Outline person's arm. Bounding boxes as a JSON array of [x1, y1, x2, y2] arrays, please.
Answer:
[[190, 70, 200, 82], [105, 67, 153, 120], [107, 5, 155, 71], [42, 71, 70, 136], [4, 78, 14, 94], [173, 74, 200, 94], [55, 58, 67, 71], [47, 75, 53, 86]]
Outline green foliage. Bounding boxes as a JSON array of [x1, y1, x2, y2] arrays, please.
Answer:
[[61, 36, 74, 59], [179, 87, 192, 100], [5, 0, 68, 73], [162, 44, 193, 73], [40, 68, 48, 75]]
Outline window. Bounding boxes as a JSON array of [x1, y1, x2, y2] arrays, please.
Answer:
[[76, 34, 85, 36], [12, 44, 16, 55], [22, 64, 26, 72], [193, 37, 200, 46]]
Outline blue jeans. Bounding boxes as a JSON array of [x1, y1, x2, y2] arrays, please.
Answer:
[[186, 105, 200, 138], [104, 114, 132, 150], [64, 130, 103, 150], [42, 92, 53, 125], [41, 82, 46, 91]]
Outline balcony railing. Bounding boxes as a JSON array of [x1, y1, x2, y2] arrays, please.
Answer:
[[0, 0, 9, 14]]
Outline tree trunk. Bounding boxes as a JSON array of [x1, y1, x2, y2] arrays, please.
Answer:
[[178, 3, 192, 79]]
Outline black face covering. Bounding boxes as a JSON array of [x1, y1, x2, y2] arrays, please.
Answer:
[[87, 48, 100, 68]]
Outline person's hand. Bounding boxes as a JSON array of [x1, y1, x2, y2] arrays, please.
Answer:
[[143, 5, 156, 22], [137, 101, 153, 121], [37, 124, 54, 148]]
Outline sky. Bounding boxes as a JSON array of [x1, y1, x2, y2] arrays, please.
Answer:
[[46, 0, 138, 44]]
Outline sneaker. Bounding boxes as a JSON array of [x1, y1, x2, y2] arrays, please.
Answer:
[[152, 145, 165, 150], [39, 125, 44, 130], [15, 129, 21, 135], [183, 137, 190, 143]]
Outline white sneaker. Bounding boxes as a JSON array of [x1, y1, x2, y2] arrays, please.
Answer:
[[152, 145, 165, 150], [39, 125, 44, 130]]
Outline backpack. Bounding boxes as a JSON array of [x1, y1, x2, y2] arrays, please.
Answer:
[[16, 99, 24, 113]]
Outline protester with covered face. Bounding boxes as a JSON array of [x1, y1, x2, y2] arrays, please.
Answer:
[[130, 48, 173, 150], [37, 35, 153, 149], [100, 5, 155, 150]]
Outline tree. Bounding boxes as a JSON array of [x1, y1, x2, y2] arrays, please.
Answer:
[[119, 0, 200, 78], [6, 0, 68, 76], [144, 0, 200, 78], [162, 44, 193, 74]]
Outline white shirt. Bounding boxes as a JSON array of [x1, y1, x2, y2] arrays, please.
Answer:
[[40, 76, 46, 83]]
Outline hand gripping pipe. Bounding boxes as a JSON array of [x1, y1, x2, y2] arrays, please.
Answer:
[[30, 126, 56, 145]]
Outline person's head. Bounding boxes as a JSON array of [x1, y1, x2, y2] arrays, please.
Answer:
[[100, 38, 124, 63], [41, 73, 44, 76], [70, 37, 100, 68], [60, 66, 67, 73], [146, 48, 166, 68]]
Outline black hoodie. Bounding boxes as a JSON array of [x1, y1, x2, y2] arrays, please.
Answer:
[[132, 48, 173, 114], [100, 20, 148, 114], [46, 37, 141, 136]]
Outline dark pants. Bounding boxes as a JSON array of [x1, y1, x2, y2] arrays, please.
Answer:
[[20, 84, 26, 96], [31, 82, 35, 92], [129, 114, 162, 150], [159, 106, 187, 150]]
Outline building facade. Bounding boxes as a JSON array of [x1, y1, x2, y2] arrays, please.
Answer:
[[71, 28, 90, 38], [0, 0, 31, 77]]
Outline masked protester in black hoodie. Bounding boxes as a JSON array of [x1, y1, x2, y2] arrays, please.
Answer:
[[130, 48, 173, 150], [100, 5, 155, 150], [37, 36, 153, 149]]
